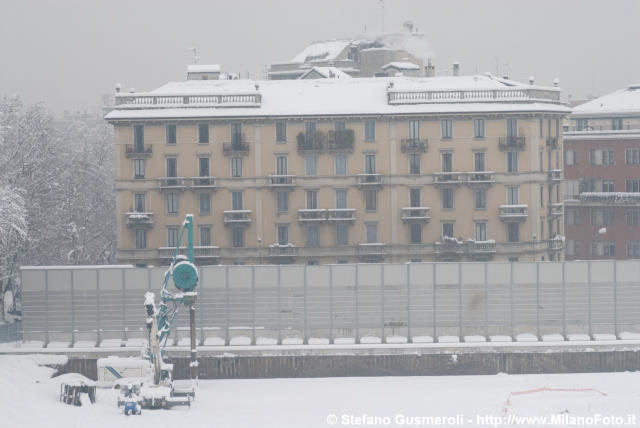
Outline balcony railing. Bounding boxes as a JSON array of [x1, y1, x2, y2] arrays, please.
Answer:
[[125, 212, 154, 227], [326, 130, 354, 152], [296, 130, 354, 153], [268, 175, 295, 187], [115, 92, 261, 108], [357, 243, 387, 257], [327, 208, 356, 222], [548, 237, 565, 251], [465, 171, 495, 185], [498, 136, 526, 151], [223, 210, 252, 225], [546, 136, 559, 149], [401, 207, 431, 223], [297, 131, 325, 152], [434, 240, 466, 255], [499, 204, 528, 221], [469, 241, 497, 254], [125, 144, 152, 158], [400, 138, 428, 153], [298, 209, 327, 222], [357, 173, 383, 186], [434, 171, 463, 185], [223, 135, 250, 156], [158, 246, 220, 259], [549, 203, 564, 217], [269, 244, 297, 257], [190, 176, 216, 188], [548, 169, 562, 181], [387, 87, 561, 105], [158, 177, 188, 189]]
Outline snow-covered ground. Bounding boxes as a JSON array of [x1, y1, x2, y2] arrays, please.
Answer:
[[2, 354, 640, 427]]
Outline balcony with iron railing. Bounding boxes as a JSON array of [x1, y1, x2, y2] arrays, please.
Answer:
[[158, 246, 220, 259], [296, 131, 325, 152], [269, 244, 297, 258], [499, 204, 528, 221], [546, 136, 559, 149], [548, 169, 563, 182], [433, 171, 463, 185], [465, 171, 495, 185], [268, 175, 296, 187], [548, 236, 565, 251], [223, 210, 252, 226], [469, 240, 497, 254], [223, 134, 250, 156], [549, 203, 564, 217], [158, 177, 189, 189], [298, 209, 327, 222], [401, 207, 431, 223], [125, 144, 152, 158], [400, 138, 428, 153], [327, 208, 356, 222], [356, 173, 383, 186], [326, 130, 354, 152], [434, 239, 466, 255], [125, 212, 154, 227], [190, 176, 216, 189], [498, 136, 526, 151]]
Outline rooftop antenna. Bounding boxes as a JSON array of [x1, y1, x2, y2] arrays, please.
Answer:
[[187, 47, 200, 64]]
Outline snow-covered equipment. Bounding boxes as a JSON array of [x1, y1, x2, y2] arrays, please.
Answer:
[[59, 378, 96, 406], [139, 213, 198, 409], [124, 400, 142, 415]]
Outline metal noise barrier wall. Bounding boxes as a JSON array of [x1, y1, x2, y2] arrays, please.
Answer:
[[20, 260, 640, 346]]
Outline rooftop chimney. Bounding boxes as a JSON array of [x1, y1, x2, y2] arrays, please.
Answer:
[[529, 75, 535, 85], [425, 58, 435, 77], [452, 62, 460, 77], [553, 78, 560, 87]]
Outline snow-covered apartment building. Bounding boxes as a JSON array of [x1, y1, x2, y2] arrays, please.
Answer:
[[564, 84, 640, 259], [105, 70, 569, 266]]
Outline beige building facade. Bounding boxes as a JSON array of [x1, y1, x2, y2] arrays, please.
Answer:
[[106, 74, 569, 266]]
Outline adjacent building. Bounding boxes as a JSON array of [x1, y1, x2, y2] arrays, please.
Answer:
[[105, 71, 568, 266], [564, 84, 640, 259]]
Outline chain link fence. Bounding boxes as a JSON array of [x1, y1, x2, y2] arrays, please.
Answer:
[[19, 260, 640, 346]]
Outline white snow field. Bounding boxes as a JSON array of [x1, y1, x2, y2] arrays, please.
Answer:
[[2, 354, 640, 428]]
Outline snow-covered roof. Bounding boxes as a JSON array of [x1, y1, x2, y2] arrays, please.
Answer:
[[383, 62, 421, 71], [572, 84, 640, 117], [105, 75, 568, 121], [291, 40, 351, 63], [299, 67, 352, 80], [187, 64, 220, 73]]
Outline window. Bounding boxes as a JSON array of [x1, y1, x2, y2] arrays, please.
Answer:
[[539, 151, 544, 172], [166, 157, 177, 180], [364, 153, 376, 174], [199, 193, 211, 215], [276, 191, 288, 213], [306, 190, 318, 209], [199, 226, 212, 247], [591, 209, 615, 226], [612, 118, 623, 130], [442, 188, 454, 209], [564, 180, 580, 199], [410, 223, 422, 244], [626, 179, 640, 192], [540, 185, 544, 207], [199, 157, 210, 178], [507, 186, 519, 205], [364, 189, 377, 211], [166, 193, 178, 215], [409, 188, 421, 207], [627, 241, 640, 257], [577, 119, 588, 131], [134, 159, 145, 179], [305, 155, 317, 176], [473, 119, 485, 138], [627, 210, 640, 226], [507, 118, 517, 137], [307, 225, 319, 246], [336, 189, 347, 208], [590, 149, 614, 165], [626, 148, 640, 165], [507, 222, 519, 243], [335, 154, 347, 175], [507, 151, 518, 172], [591, 240, 615, 257], [232, 191, 243, 210], [365, 223, 378, 243], [231, 123, 242, 144], [133, 125, 144, 151], [231, 157, 242, 177], [198, 124, 209, 144], [442, 223, 454, 239], [276, 155, 288, 175], [475, 222, 487, 241], [336, 224, 348, 245], [409, 120, 420, 140], [364, 120, 375, 142], [474, 152, 486, 171], [566, 239, 579, 256], [335, 121, 345, 132], [305, 121, 316, 134], [167, 227, 179, 247], [539, 118, 544, 137], [540, 219, 545, 240], [134, 193, 145, 212], [232, 227, 244, 247], [276, 122, 287, 143], [277, 224, 289, 245], [166, 124, 176, 145], [441, 119, 452, 139], [603, 180, 615, 192], [409, 153, 420, 174], [474, 188, 486, 209], [441, 152, 453, 172], [135, 229, 146, 249], [565, 149, 578, 165], [566, 208, 581, 226]]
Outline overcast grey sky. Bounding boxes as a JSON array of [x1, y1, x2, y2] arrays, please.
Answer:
[[1, 0, 638, 115]]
